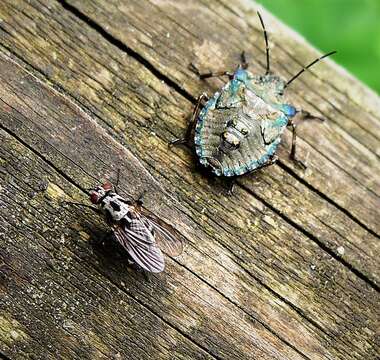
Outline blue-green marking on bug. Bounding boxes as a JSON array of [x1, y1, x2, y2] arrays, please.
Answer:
[[281, 104, 297, 117]]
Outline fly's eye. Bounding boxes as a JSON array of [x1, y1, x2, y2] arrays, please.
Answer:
[[90, 192, 99, 204], [241, 128, 248, 135]]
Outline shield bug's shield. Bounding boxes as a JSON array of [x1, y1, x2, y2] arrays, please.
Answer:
[[171, 12, 336, 193]]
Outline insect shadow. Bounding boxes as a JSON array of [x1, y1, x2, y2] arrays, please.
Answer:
[[81, 223, 151, 281]]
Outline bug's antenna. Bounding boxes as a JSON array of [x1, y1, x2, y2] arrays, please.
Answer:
[[284, 51, 337, 89], [257, 11, 270, 75]]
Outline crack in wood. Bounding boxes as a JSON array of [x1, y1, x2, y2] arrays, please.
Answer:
[[240, 182, 380, 292]]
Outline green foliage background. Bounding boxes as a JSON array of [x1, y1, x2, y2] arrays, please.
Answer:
[[257, 0, 380, 94]]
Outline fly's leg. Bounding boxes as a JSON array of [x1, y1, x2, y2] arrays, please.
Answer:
[[169, 92, 209, 146], [136, 268, 150, 282], [112, 169, 121, 194], [62, 201, 101, 214], [128, 258, 151, 281], [129, 190, 146, 211], [125, 253, 148, 280], [136, 190, 146, 207], [287, 110, 324, 169], [93, 230, 114, 248], [114, 168, 121, 194], [141, 269, 151, 282], [113, 169, 135, 201], [125, 251, 135, 266]]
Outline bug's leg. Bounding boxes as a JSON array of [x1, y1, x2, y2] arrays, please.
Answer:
[[260, 154, 278, 169], [269, 154, 278, 165], [169, 92, 209, 146], [189, 62, 233, 79], [297, 109, 325, 122], [245, 155, 278, 178], [226, 178, 236, 196], [226, 155, 278, 196], [286, 108, 324, 169], [288, 121, 307, 170], [199, 70, 234, 80], [240, 51, 248, 69], [200, 51, 248, 77]]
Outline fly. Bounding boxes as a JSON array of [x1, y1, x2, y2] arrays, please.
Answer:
[[65, 173, 184, 273]]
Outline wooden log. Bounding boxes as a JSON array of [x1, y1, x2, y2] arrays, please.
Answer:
[[0, 0, 379, 359]]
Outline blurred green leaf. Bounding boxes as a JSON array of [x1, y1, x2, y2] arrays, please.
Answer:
[[256, 0, 380, 93]]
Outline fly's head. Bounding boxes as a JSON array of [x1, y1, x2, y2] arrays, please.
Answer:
[[89, 181, 113, 204]]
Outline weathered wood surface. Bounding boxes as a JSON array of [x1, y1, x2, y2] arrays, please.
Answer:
[[0, 0, 379, 359]]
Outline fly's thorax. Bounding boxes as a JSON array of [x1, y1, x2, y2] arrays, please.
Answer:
[[100, 193, 131, 222]]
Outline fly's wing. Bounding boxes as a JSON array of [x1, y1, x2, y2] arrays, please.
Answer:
[[136, 207, 185, 257], [112, 217, 165, 273]]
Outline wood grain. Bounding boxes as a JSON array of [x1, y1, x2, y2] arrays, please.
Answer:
[[0, 0, 379, 359]]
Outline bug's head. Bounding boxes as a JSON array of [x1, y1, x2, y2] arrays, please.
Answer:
[[89, 181, 113, 204], [252, 74, 286, 99]]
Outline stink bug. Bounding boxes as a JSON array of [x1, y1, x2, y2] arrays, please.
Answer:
[[171, 12, 336, 193]]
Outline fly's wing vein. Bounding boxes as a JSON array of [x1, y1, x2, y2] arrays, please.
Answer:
[[113, 218, 165, 273], [135, 206, 185, 257]]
